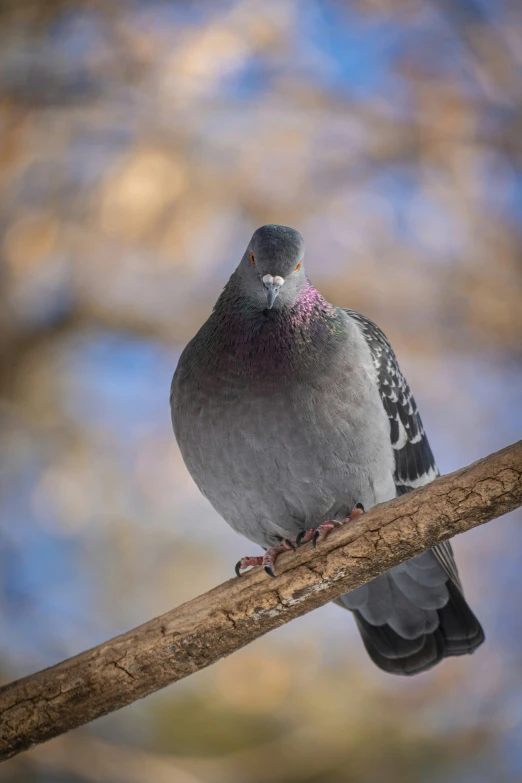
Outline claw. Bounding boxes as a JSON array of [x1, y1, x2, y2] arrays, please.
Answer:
[[356, 503, 365, 512], [235, 538, 298, 579], [296, 529, 314, 546], [312, 530, 320, 549], [235, 555, 264, 577]]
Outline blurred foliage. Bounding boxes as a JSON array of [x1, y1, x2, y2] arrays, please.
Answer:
[[0, 0, 521, 782]]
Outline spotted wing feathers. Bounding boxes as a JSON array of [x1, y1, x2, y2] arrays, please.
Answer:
[[344, 309, 462, 588], [344, 310, 438, 493]]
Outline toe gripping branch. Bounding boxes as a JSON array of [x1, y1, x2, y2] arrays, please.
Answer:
[[296, 503, 365, 549], [235, 538, 297, 579], [235, 504, 364, 579]]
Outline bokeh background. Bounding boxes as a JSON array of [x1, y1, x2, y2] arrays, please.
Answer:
[[1, 0, 521, 781]]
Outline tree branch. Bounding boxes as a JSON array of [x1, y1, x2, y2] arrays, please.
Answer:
[[1, 441, 521, 761]]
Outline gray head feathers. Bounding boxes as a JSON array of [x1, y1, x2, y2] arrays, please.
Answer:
[[237, 224, 306, 311]]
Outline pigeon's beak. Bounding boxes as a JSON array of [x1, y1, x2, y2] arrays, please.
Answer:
[[265, 284, 279, 309], [262, 274, 285, 310]]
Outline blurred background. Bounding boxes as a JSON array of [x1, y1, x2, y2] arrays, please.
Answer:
[[0, 0, 521, 781]]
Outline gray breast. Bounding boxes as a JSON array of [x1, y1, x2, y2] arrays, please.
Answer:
[[172, 313, 395, 549]]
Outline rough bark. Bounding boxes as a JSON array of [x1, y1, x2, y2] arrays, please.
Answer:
[[0, 440, 521, 761]]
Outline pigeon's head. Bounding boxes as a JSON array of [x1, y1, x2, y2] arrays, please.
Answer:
[[239, 224, 306, 310]]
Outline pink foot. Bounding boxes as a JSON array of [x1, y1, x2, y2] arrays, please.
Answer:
[[235, 538, 297, 579], [296, 503, 365, 549]]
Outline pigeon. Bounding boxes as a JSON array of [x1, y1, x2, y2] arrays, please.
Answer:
[[171, 224, 484, 675]]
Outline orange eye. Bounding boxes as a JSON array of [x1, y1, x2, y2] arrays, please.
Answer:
[[294, 261, 302, 271], [249, 252, 256, 265]]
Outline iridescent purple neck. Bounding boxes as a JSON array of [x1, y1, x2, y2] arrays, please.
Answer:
[[288, 278, 338, 325], [216, 275, 337, 324], [200, 276, 346, 383]]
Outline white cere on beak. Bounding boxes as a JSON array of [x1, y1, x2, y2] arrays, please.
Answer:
[[262, 274, 285, 287], [262, 274, 285, 309]]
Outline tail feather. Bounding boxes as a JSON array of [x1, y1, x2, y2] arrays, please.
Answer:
[[355, 616, 446, 676], [436, 580, 485, 654], [338, 549, 484, 676]]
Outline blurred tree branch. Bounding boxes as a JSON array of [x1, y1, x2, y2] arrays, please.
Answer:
[[0, 440, 520, 761], [0, 302, 187, 395]]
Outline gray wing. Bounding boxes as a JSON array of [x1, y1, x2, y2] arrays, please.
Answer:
[[337, 310, 483, 674], [343, 309, 460, 589]]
